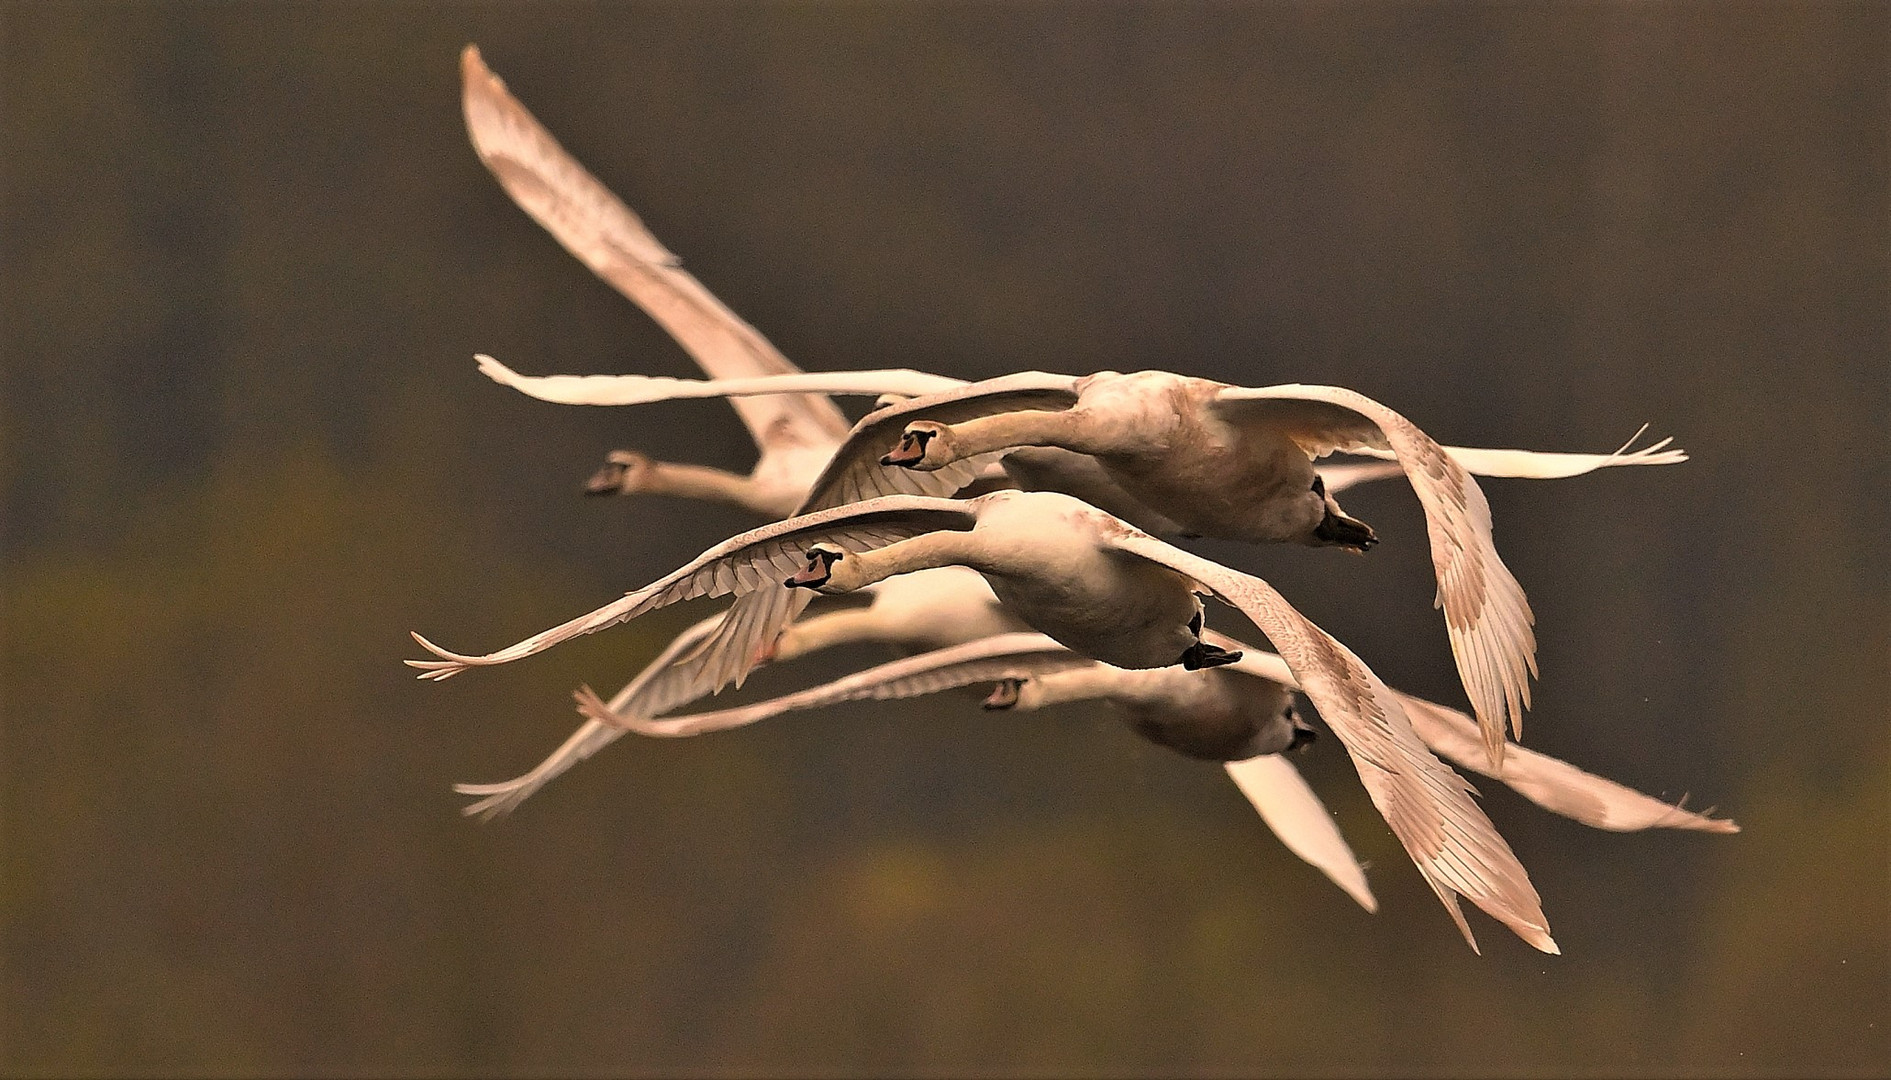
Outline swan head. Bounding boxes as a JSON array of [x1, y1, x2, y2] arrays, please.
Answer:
[[783, 543, 858, 594], [585, 450, 652, 496], [879, 421, 956, 472]]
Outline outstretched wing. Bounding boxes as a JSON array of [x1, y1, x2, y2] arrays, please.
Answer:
[[471, 359, 968, 408], [461, 45, 848, 449], [1396, 695, 1740, 834], [577, 632, 1084, 737], [452, 610, 731, 819], [407, 496, 977, 680], [1212, 383, 1537, 771], [1107, 525, 1556, 955], [1344, 425, 1689, 479], [1222, 754, 1378, 913], [1211, 630, 1735, 835]]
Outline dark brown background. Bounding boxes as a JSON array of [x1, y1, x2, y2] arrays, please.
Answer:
[[4, 3, 1886, 1076]]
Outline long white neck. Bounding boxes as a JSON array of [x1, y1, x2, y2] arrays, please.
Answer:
[[841, 531, 988, 590], [630, 461, 771, 512], [1019, 665, 1150, 709], [943, 409, 1094, 460], [770, 607, 883, 662]]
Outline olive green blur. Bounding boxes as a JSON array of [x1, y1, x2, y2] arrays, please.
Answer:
[[3, 4, 1885, 1077]]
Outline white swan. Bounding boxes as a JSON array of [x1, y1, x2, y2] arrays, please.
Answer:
[[599, 630, 1737, 837], [565, 631, 1736, 913], [461, 45, 853, 515], [411, 488, 1557, 953], [476, 365, 1685, 766]]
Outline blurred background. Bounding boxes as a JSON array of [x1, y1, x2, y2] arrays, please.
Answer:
[[4, 3, 1885, 1077]]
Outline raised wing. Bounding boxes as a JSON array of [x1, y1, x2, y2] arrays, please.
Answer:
[[407, 496, 977, 680], [1105, 524, 1556, 955], [472, 358, 968, 408], [1212, 383, 1537, 771], [576, 632, 1083, 737], [461, 45, 848, 449], [1222, 754, 1377, 913]]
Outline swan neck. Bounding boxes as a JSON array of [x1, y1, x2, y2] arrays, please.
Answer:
[[948, 410, 1086, 458], [1023, 666, 1135, 708], [771, 607, 879, 662], [849, 531, 984, 589], [634, 461, 764, 510]]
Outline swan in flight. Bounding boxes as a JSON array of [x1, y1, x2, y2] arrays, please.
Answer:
[[469, 363, 1685, 766], [412, 488, 1560, 952], [598, 631, 1738, 837], [566, 631, 1736, 920]]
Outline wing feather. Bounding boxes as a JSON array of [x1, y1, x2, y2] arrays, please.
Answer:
[[406, 496, 977, 680], [1213, 384, 1537, 770], [1223, 755, 1379, 913], [1395, 695, 1740, 834], [577, 632, 1082, 737], [461, 45, 849, 448], [472, 359, 968, 409], [450, 610, 730, 819], [1104, 525, 1556, 955]]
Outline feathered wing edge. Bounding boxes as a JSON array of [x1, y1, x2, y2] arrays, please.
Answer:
[[451, 611, 732, 818], [406, 497, 978, 680], [1110, 524, 1557, 955], [1218, 637, 1738, 835], [460, 45, 849, 447], [1212, 384, 1538, 772]]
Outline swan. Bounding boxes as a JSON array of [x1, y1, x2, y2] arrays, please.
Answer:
[[461, 44, 854, 516], [600, 630, 1738, 837], [565, 631, 1736, 918], [411, 488, 1558, 952], [472, 365, 1685, 766]]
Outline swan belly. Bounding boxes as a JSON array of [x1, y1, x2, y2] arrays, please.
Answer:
[[1120, 672, 1299, 761], [1101, 429, 1325, 544], [981, 552, 1200, 670]]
